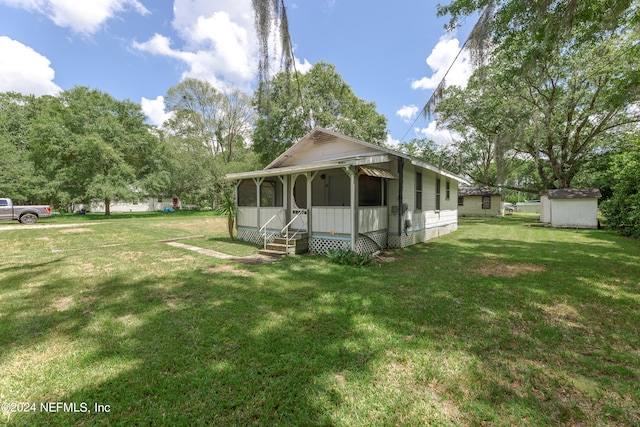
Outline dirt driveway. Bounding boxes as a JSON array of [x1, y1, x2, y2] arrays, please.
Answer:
[[0, 223, 102, 231]]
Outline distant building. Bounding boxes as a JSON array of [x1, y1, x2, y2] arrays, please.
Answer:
[[75, 195, 181, 213], [540, 188, 602, 229], [457, 187, 504, 217]]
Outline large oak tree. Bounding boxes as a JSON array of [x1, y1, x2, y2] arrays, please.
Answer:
[[252, 62, 388, 165]]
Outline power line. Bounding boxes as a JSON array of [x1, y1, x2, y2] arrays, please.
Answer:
[[399, 6, 492, 144]]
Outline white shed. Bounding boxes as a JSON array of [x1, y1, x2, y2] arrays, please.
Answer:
[[541, 188, 602, 229]]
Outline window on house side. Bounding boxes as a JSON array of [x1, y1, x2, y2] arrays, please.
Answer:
[[446, 181, 450, 200], [458, 196, 464, 206], [359, 175, 385, 206], [415, 172, 422, 210], [435, 178, 441, 211], [482, 196, 491, 209]]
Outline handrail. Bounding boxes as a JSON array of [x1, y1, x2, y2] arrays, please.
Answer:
[[280, 213, 307, 254], [260, 211, 308, 254], [259, 214, 279, 250]]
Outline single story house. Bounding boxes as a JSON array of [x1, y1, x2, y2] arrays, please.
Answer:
[[457, 187, 504, 217], [74, 196, 181, 213], [225, 127, 469, 254], [540, 188, 602, 229]]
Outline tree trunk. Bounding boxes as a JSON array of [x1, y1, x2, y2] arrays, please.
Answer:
[[105, 198, 111, 216]]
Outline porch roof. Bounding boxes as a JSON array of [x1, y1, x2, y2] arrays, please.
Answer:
[[225, 154, 390, 180]]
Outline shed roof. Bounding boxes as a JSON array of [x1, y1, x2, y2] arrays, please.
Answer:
[[548, 188, 602, 199], [458, 187, 501, 197]]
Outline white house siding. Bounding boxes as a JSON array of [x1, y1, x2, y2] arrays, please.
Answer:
[[358, 207, 388, 233], [237, 207, 259, 228], [385, 164, 459, 249], [237, 207, 286, 244], [458, 195, 503, 217], [540, 195, 551, 223], [550, 199, 598, 229], [311, 207, 352, 235]]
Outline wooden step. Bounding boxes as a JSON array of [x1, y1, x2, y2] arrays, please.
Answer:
[[258, 249, 287, 257], [265, 243, 297, 255]]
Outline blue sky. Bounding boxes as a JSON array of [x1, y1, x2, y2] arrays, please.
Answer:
[[0, 0, 475, 146]]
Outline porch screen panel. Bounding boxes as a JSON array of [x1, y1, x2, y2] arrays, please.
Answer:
[[238, 180, 257, 206], [313, 170, 350, 207], [260, 178, 283, 207]]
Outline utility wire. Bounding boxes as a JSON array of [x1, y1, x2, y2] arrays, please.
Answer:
[[399, 6, 492, 144]]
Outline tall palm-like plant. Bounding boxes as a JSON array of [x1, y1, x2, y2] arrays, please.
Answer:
[[215, 192, 237, 240]]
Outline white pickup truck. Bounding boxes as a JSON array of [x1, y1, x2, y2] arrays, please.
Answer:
[[0, 198, 52, 224]]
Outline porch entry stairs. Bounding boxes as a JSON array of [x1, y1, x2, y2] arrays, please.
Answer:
[[259, 212, 308, 256]]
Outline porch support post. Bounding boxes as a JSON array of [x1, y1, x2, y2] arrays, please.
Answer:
[[345, 167, 358, 251], [253, 177, 265, 229], [285, 175, 291, 225], [307, 171, 317, 234]]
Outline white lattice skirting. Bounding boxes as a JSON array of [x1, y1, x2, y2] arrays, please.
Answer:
[[309, 238, 351, 254], [241, 223, 457, 254], [237, 228, 278, 246], [355, 231, 388, 254]]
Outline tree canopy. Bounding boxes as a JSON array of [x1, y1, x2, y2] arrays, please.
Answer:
[[161, 79, 259, 206], [433, 0, 640, 191], [0, 88, 164, 213], [252, 62, 388, 165]]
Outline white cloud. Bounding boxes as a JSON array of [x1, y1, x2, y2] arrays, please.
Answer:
[[295, 57, 312, 74], [141, 95, 174, 127], [396, 104, 419, 123], [134, 0, 311, 89], [411, 35, 472, 90], [414, 121, 460, 147], [0, 36, 61, 96], [384, 133, 401, 150], [0, 0, 149, 34], [133, 1, 254, 89]]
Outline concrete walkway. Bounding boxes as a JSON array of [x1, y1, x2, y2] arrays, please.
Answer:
[[164, 241, 281, 266], [0, 222, 102, 231]]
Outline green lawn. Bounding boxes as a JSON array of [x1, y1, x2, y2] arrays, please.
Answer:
[[1, 213, 639, 426]]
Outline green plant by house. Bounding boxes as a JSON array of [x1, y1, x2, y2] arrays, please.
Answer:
[[326, 248, 375, 267], [215, 192, 237, 240]]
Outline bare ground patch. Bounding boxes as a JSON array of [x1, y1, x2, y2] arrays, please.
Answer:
[[52, 296, 74, 312], [474, 260, 546, 277], [59, 228, 94, 234], [203, 264, 254, 277]]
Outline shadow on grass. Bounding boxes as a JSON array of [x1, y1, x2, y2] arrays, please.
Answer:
[[41, 210, 218, 223], [2, 217, 639, 425]]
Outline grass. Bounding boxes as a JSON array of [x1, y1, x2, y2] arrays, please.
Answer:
[[1, 213, 639, 426]]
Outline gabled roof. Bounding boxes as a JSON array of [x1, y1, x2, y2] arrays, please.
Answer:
[[548, 188, 602, 199], [227, 127, 470, 184], [458, 186, 501, 197]]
